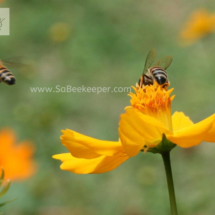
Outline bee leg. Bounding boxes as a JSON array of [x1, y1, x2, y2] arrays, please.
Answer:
[[162, 81, 170, 90], [165, 80, 170, 88], [138, 76, 143, 87]]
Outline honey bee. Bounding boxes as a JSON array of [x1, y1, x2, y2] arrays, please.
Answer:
[[139, 49, 173, 88], [0, 60, 16, 85]]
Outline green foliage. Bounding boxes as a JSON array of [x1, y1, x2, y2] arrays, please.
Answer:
[[0, 0, 215, 214], [0, 170, 16, 208]]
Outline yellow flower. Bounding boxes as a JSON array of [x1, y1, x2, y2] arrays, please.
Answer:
[[180, 9, 215, 45], [53, 83, 215, 174], [0, 129, 36, 181], [48, 22, 71, 43]]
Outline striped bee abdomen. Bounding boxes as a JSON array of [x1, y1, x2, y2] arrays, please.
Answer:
[[0, 66, 16, 85], [150, 67, 167, 85]]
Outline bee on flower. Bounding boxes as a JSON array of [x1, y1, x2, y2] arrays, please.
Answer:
[[180, 9, 215, 45], [53, 49, 215, 214], [138, 49, 172, 89], [53, 49, 215, 174]]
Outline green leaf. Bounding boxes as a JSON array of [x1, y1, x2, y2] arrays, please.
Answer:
[[0, 198, 17, 207], [0, 181, 11, 198], [0, 170, 4, 187]]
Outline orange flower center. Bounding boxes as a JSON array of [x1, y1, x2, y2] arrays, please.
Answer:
[[127, 83, 175, 131]]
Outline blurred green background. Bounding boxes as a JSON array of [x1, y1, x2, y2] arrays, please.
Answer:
[[1, 0, 215, 214]]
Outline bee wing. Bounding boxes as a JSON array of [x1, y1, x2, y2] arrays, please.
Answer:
[[1, 57, 28, 68], [143, 49, 157, 74], [155, 55, 173, 70]]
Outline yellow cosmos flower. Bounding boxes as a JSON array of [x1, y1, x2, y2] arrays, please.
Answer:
[[180, 9, 215, 45], [0, 129, 36, 181], [53, 83, 215, 174]]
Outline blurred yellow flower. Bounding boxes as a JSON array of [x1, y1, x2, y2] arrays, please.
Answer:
[[180, 9, 215, 45], [53, 83, 215, 174], [0, 129, 36, 181], [48, 22, 71, 43]]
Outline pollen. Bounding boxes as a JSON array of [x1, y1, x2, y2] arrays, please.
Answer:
[[127, 83, 175, 131]]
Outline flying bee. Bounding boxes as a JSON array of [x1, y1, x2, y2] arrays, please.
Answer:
[[0, 60, 16, 85], [139, 49, 173, 88]]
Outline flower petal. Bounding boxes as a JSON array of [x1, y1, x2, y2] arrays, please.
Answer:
[[61, 129, 124, 159], [0, 129, 15, 149], [119, 109, 172, 156], [52, 153, 129, 174], [167, 114, 215, 147], [0, 129, 36, 181], [52, 153, 73, 162], [202, 120, 215, 142], [172, 111, 194, 131], [118, 130, 145, 157]]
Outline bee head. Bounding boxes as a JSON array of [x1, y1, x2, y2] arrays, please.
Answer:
[[7, 77, 16, 85]]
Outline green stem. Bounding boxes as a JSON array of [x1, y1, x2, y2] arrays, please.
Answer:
[[161, 151, 178, 215]]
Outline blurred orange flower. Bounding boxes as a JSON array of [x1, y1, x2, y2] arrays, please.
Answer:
[[180, 9, 215, 45], [0, 129, 36, 181]]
